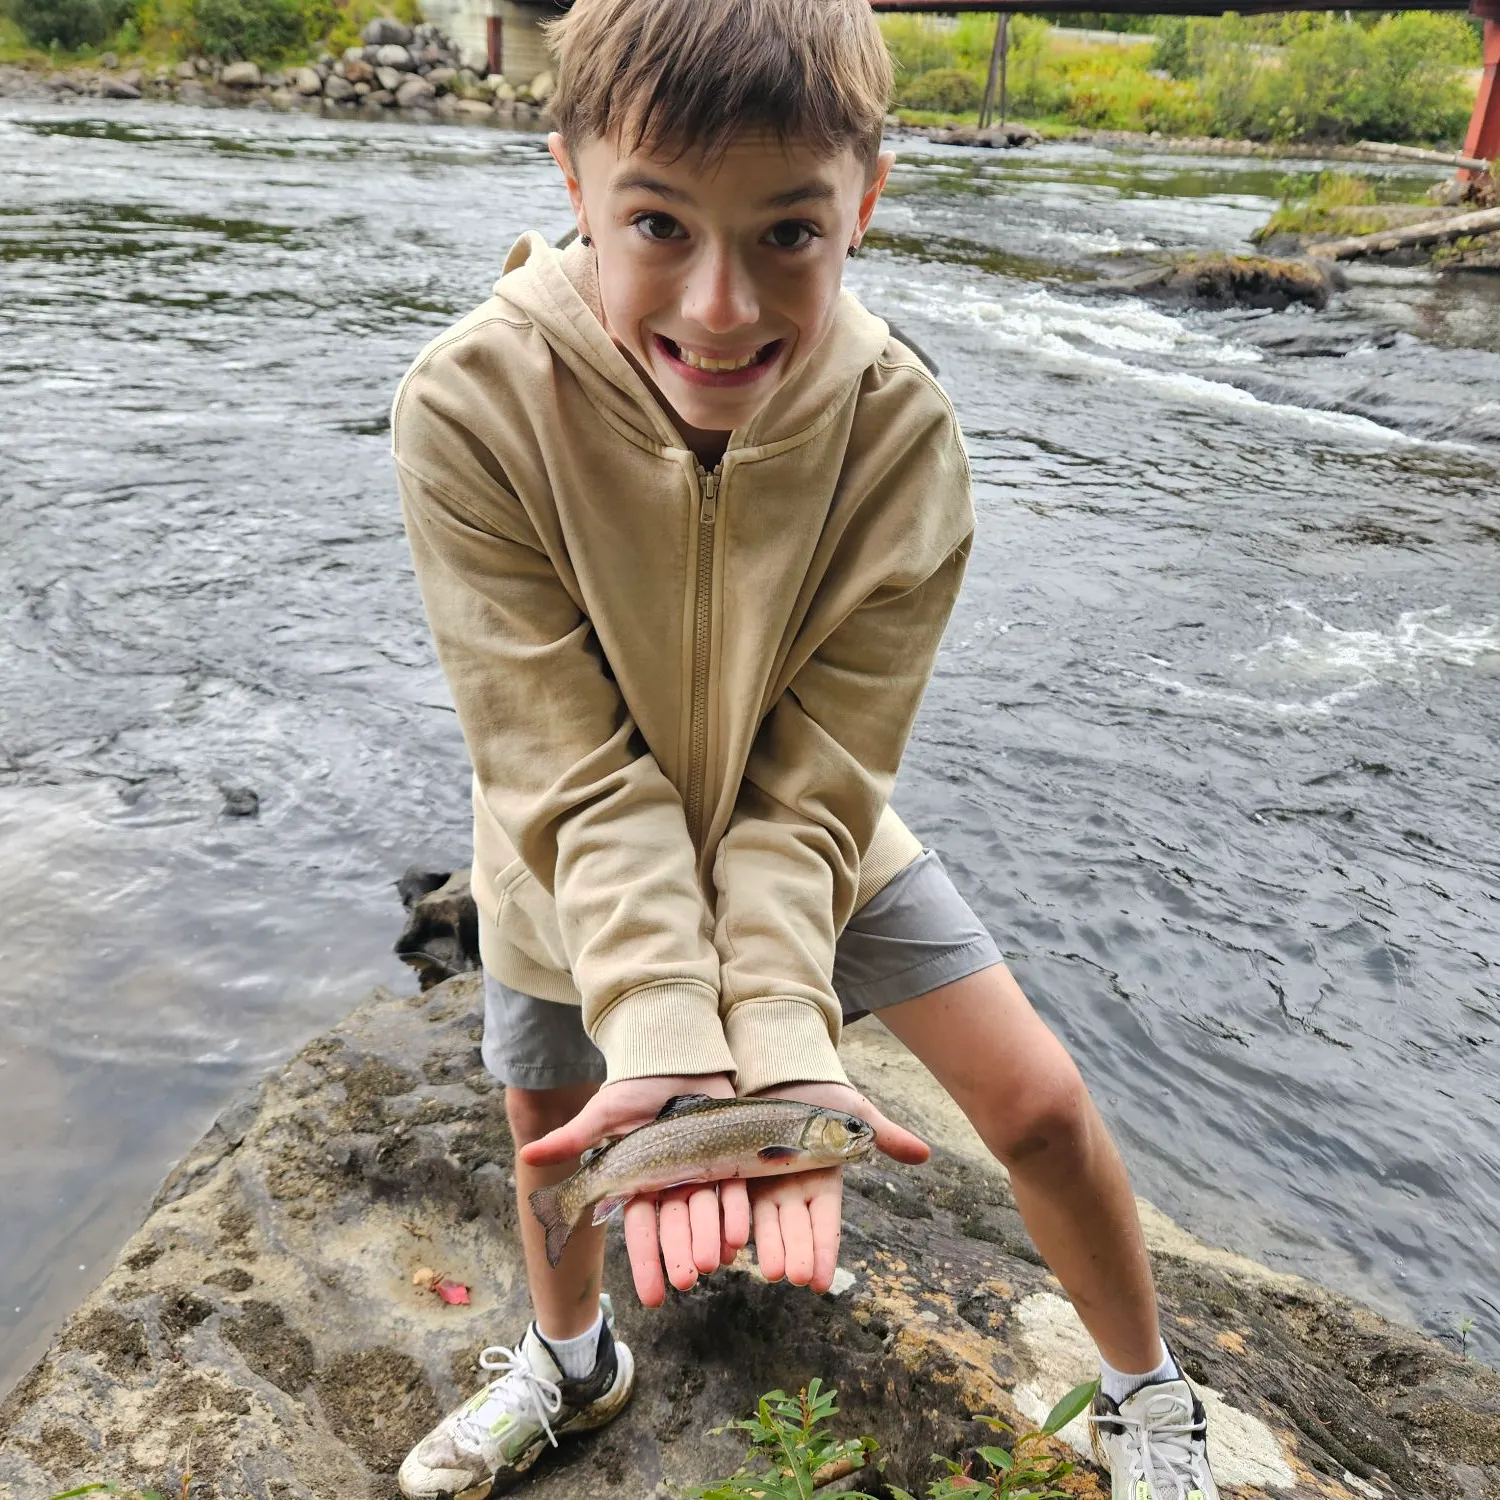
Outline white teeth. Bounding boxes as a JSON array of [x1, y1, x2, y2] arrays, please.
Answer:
[[675, 344, 760, 372]]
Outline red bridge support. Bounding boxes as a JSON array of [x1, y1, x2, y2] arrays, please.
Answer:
[[1464, 4, 1500, 175]]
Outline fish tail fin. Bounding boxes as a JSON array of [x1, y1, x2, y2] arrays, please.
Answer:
[[529, 1183, 575, 1267]]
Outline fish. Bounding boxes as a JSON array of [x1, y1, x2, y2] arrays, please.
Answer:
[[528, 1094, 876, 1266]]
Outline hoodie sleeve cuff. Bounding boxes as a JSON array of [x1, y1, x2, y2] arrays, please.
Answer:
[[589, 979, 737, 1083], [723, 998, 850, 1097]]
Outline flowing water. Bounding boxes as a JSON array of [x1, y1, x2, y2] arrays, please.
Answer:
[[1, 102, 1497, 1391]]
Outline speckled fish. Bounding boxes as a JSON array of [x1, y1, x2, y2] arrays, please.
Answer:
[[528, 1094, 876, 1266]]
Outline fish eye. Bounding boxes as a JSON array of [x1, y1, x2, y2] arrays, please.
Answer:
[[846, 1115, 870, 1133]]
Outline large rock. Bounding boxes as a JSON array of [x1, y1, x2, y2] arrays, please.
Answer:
[[1101, 254, 1343, 313], [394, 75, 435, 109], [374, 65, 403, 93], [344, 58, 374, 85], [220, 60, 261, 88], [289, 66, 323, 96], [363, 16, 412, 47], [375, 43, 414, 71], [100, 77, 142, 98], [323, 74, 356, 103], [1, 947, 1496, 1499]]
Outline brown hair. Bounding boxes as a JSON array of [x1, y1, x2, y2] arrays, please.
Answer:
[[546, 0, 893, 168]]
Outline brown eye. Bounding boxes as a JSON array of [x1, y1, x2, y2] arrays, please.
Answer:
[[635, 212, 683, 242], [766, 220, 815, 250]]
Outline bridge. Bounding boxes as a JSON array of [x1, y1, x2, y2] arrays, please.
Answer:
[[422, 0, 1500, 175]]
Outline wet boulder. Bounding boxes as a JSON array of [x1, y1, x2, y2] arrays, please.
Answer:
[[1, 960, 1496, 1500], [219, 61, 260, 89], [924, 123, 1042, 149], [1102, 254, 1343, 312]]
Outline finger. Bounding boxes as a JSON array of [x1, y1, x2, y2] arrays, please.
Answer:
[[519, 1104, 610, 1167], [688, 1186, 722, 1275], [624, 1197, 665, 1308], [778, 1195, 816, 1287], [657, 1192, 698, 1291], [752, 1191, 785, 1282], [863, 1101, 930, 1164], [720, 1178, 751, 1251], [808, 1182, 843, 1294]]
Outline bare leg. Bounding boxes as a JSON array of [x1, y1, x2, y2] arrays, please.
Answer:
[[507, 1081, 608, 1341], [877, 965, 1161, 1371]]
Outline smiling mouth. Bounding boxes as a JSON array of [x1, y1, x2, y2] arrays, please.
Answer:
[[657, 335, 782, 375]]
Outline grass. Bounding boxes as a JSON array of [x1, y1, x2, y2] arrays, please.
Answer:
[[1255, 168, 1439, 242]]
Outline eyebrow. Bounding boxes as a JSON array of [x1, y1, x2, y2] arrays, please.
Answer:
[[609, 173, 836, 210]]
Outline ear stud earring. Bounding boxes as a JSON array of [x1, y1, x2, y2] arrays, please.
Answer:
[[580, 233, 592, 246]]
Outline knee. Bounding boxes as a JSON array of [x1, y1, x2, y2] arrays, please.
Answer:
[[505, 1082, 596, 1146], [971, 1057, 1093, 1168]]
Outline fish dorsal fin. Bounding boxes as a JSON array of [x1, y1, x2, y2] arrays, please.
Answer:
[[654, 1092, 717, 1121], [579, 1144, 609, 1166]]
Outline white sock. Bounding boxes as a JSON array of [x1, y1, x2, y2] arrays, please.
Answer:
[[1099, 1338, 1178, 1404], [535, 1310, 604, 1380]]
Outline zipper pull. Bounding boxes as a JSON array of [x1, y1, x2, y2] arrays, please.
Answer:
[[700, 470, 719, 524]]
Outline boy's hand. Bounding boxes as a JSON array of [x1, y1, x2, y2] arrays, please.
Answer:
[[746, 1082, 929, 1293], [518, 1075, 929, 1307], [518, 1073, 752, 1306]]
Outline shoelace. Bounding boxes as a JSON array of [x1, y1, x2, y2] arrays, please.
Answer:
[[1091, 1391, 1202, 1500], [455, 1343, 564, 1451]]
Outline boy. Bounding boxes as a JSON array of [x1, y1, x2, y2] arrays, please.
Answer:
[[392, 1, 1220, 1497]]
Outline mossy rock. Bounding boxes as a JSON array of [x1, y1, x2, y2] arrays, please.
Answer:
[[1104, 254, 1343, 311]]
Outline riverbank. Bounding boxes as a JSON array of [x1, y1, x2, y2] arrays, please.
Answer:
[[1, 880, 1496, 1498], [0, 18, 552, 119]]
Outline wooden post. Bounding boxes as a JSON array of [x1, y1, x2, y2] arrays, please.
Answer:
[[979, 11, 1005, 129], [998, 13, 1009, 126]]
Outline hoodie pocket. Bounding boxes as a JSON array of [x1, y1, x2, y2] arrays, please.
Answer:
[[494, 859, 572, 976]]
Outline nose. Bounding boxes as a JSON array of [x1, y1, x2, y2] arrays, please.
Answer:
[[681, 239, 759, 336]]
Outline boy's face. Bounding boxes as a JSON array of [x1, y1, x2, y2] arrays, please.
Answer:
[[550, 128, 893, 445]]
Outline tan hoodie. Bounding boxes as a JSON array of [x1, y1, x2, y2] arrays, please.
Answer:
[[393, 232, 972, 1095]]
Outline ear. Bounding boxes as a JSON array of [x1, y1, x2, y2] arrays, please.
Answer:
[[854, 150, 895, 245], [548, 132, 589, 239]]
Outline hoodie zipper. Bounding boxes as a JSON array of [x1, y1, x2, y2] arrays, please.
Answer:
[[686, 464, 720, 842]]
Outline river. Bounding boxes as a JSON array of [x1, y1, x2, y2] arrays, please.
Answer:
[[1, 100, 1497, 1391]]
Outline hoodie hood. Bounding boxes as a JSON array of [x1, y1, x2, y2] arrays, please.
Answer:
[[493, 230, 892, 459]]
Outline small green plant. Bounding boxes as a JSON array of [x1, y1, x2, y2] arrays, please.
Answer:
[[683, 1378, 882, 1499], [890, 1378, 1099, 1500], [1457, 1313, 1476, 1355]]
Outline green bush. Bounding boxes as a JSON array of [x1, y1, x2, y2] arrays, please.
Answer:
[[1190, 11, 1477, 144], [1150, 17, 1190, 79], [9, 0, 127, 48], [188, 0, 329, 58], [896, 65, 983, 114]]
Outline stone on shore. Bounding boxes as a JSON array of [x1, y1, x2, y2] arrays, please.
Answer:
[[289, 66, 322, 96], [375, 43, 414, 71], [363, 16, 412, 46], [100, 77, 142, 99], [323, 75, 356, 103], [925, 122, 1042, 149], [1, 882, 1495, 1500], [220, 61, 261, 89], [344, 59, 374, 85], [395, 75, 436, 109], [1101, 254, 1342, 312], [375, 65, 403, 93]]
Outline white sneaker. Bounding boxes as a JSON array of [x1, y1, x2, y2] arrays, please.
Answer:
[[398, 1296, 635, 1499], [1090, 1375, 1220, 1500]]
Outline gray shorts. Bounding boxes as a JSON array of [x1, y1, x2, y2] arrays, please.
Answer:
[[481, 848, 1002, 1089]]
